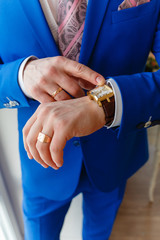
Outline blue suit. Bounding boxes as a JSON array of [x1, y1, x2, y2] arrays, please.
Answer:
[[0, 0, 160, 236], [0, 0, 160, 199]]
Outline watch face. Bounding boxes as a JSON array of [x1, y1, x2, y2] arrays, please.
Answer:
[[88, 84, 114, 106], [90, 85, 112, 99]]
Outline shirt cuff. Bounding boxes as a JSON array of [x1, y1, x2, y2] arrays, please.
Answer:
[[18, 56, 37, 98], [106, 78, 123, 128]]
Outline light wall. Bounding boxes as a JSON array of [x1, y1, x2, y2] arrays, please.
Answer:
[[0, 109, 82, 240]]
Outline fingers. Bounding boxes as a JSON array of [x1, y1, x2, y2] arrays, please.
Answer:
[[50, 128, 67, 168], [23, 112, 38, 160], [61, 57, 106, 86], [23, 106, 60, 169], [57, 74, 85, 98], [76, 78, 95, 90], [24, 56, 105, 104], [23, 120, 49, 168], [23, 109, 49, 169], [36, 139, 59, 169], [36, 117, 66, 169], [36, 126, 60, 169], [44, 76, 85, 100], [47, 83, 72, 101], [38, 86, 71, 103], [37, 92, 55, 104]]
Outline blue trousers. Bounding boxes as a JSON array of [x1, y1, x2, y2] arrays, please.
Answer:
[[23, 164, 126, 240]]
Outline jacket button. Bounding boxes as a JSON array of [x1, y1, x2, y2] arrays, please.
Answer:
[[73, 140, 80, 147], [144, 121, 152, 128], [144, 116, 152, 128]]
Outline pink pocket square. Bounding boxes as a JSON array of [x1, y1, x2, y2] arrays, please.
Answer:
[[118, 0, 150, 11]]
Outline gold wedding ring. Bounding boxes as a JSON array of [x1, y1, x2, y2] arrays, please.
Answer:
[[52, 87, 63, 98], [37, 132, 51, 143]]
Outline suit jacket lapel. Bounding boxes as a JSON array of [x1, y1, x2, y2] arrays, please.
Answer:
[[20, 0, 60, 57], [79, 0, 110, 65], [20, 0, 110, 63]]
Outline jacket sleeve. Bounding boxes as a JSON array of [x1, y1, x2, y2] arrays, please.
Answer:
[[0, 57, 30, 109], [112, 15, 160, 139]]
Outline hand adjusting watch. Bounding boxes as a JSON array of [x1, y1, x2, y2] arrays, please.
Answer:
[[87, 83, 115, 126]]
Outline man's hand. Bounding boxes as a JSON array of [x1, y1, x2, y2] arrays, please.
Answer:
[[23, 96, 106, 169], [23, 56, 105, 103]]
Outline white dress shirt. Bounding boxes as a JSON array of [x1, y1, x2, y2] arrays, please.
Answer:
[[18, 0, 122, 127]]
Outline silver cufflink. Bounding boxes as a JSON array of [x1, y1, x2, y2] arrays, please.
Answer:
[[3, 97, 19, 108]]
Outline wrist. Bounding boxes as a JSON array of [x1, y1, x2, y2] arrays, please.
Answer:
[[83, 96, 106, 126], [18, 56, 37, 98]]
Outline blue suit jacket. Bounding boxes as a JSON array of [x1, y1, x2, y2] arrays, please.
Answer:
[[0, 0, 160, 200]]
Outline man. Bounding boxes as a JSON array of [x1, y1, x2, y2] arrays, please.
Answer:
[[0, 0, 159, 239]]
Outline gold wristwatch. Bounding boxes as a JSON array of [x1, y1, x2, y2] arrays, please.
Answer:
[[87, 84, 115, 126]]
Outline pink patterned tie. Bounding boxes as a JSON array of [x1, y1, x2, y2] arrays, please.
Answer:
[[118, 0, 150, 10], [58, 0, 87, 61]]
